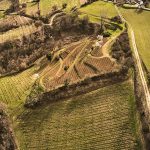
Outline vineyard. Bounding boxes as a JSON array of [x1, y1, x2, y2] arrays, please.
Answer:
[[39, 37, 118, 90], [0, 15, 33, 31], [0, 23, 41, 43], [0, 67, 37, 109], [14, 80, 141, 149]]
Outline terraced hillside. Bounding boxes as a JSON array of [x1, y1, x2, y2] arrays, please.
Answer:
[[0, 15, 33, 32], [119, 8, 150, 71], [0, 23, 41, 43], [14, 80, 141, 149], [39, 37, 118, 90]]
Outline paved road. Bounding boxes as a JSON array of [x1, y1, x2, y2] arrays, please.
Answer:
[[115, 6, 150, 116]]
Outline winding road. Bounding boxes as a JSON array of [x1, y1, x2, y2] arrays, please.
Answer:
[[115, 6, 150, 117], [49, 12, 64, 26]]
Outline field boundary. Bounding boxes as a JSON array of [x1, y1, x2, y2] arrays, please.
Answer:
[[25, 68, 128, 108]]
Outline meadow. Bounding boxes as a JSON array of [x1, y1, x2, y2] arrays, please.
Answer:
[[119, 8, 150, 71], [79, 1, 118, 22], [22, 0, 81, 16]]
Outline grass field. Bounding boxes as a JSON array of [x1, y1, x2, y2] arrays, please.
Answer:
[[79, 1, 118, 22], [40, 0, 80, 15], [14, 80, 141, 149], [119, 8, 150, 71], [23, 0, 80, 16]]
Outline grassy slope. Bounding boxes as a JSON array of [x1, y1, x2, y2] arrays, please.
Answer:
[[22, 0, 80, 16], [119, 8, 150, 71], [40, 0, 80, 15], [79, 1, 118, 22], [14, 80, 141, 149]]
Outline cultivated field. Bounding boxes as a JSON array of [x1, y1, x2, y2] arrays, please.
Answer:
[[0, 67, 37, 110], [119, 8, 150, 71], [39, 37, 117, 90], [14, 80, 141, 149], [0, 23, 40, 43]]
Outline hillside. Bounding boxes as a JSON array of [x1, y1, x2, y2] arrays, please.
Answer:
[[0, 0, 150, 149]]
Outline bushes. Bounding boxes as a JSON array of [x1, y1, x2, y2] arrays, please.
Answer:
[[46, 53, 52, 61], [111, 31, 132, 62], [80, 0, 98, 7], [103, 31, 111, 37], [111, 16, 122, 24], [62, 3, 67, 9], [104, 23, 117, 31]]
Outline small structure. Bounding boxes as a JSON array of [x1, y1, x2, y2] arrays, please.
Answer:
[[138, 0, 144, 8], [97, 35, 103, 41], [33, 73, 39, 79]]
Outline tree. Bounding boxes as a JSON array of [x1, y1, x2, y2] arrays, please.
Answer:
[[52, 5, 58, 11], [10, 0, 20, 12], [46, 53, 52, 61], [148, 72, 150, 85], [62, 3, 67, 9]]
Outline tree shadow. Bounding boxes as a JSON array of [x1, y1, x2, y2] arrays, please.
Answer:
[[135, 8, 143, 14]]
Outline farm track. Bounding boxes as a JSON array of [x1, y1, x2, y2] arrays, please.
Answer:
[[39, 36, 117, 90]]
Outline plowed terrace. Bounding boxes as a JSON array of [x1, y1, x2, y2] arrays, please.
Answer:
[[39, 37, 118, 91]]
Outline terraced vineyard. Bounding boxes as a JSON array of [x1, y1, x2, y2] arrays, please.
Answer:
[[119, 8, 150, 71], [0, 15, 33, 30], [14, 80, 140, 149], [0, 23, 40, 43], [39, 37, 117, 90], [0, 67, 37, 109]]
